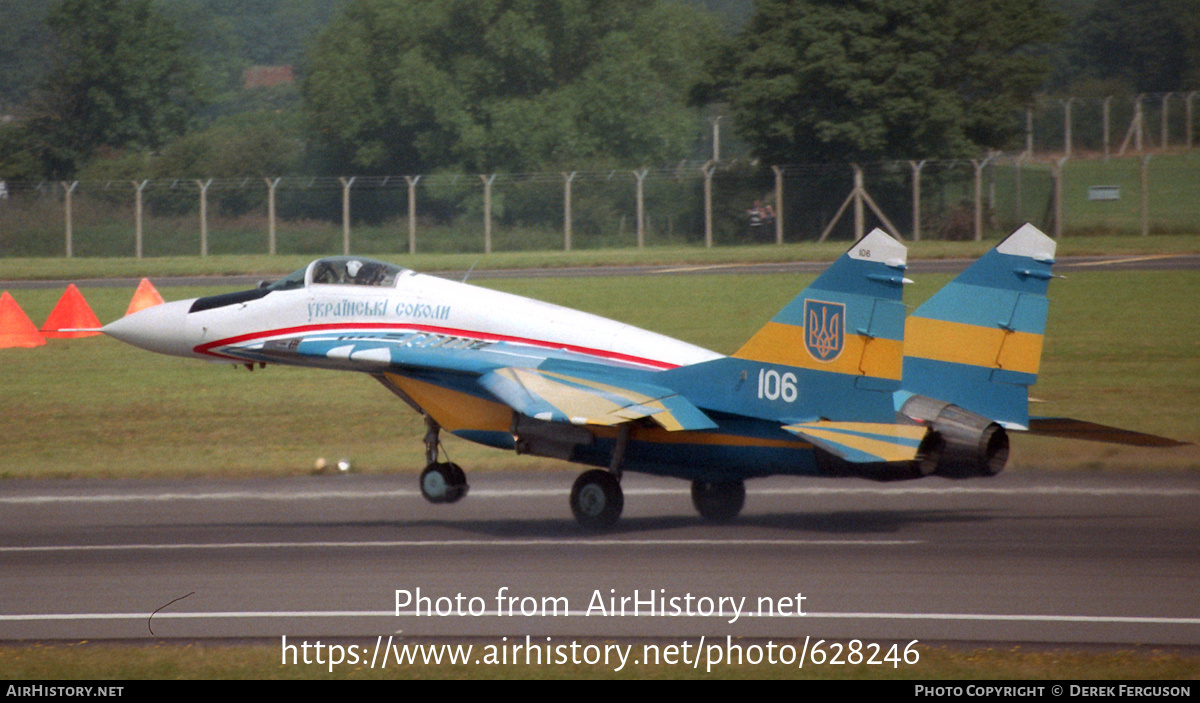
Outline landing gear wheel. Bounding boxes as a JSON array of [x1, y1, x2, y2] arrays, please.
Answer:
[[570, 470, 623, 530], [691, 480, 745, 523], [420, 462, 468, 504]]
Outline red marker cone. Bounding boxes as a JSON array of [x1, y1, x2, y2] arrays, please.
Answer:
[[124, 278, 165, 316], [41, 284, 102, 338], [0, 291, 47, 348]]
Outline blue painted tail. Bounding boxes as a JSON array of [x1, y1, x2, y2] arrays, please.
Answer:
[[899, 223, 1056, 429], [663, 228, 911, 426]]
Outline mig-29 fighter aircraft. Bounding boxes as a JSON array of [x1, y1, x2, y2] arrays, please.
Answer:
[[103, 225, 1181, 528]]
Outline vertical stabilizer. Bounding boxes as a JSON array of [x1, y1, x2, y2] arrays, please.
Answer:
[[734, 228, 908, 388], [683, 228, 912, 423], [901, 224, 1056, 428]]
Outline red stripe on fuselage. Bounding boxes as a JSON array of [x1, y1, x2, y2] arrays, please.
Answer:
[[193, 322, 681, 370]]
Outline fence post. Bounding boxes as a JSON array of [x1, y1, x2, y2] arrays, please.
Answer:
[[772, 165, 784, 245], [852, 164, 864, 239], [481, 174, 495, 254], [1188, 92, 1197, 149], [700, 117, 720, 161], [1103, 96, 1112, 159], [908, 160, 925, 241], [265, 178, 280, 255], [563, 171, 576, 252], [971, 154, 996, 241], [1025, 106, 1034, 157], [1063, 98, 1073, 157], [1141, 154, 1151, 237], [1135, 95, 1144, 153], [1161, 93, 1172, 149], [405, 176, 420, 255], [339, 177, 355, 255], [62, 181, 77, 258], [1013, 156, 1023, 224], [132, 180, 147, 259], [702, 162, 715, 248], [1050, 157, 1066, 239], [633, 169, 647, 248], [197, 178, 212, 257]]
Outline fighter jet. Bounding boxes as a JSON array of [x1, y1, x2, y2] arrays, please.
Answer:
[[102, 225, 1182, 528]]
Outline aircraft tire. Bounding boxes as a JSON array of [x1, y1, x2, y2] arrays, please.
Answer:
[[570, 470, 623, 530], [444, 462, 467, 503], [691, 479, 745, 523], [420, 462, 467, 504]]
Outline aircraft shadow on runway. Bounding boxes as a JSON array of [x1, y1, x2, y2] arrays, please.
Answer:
[[184, 508, 995, 540]]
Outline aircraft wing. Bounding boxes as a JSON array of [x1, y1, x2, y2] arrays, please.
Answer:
[[782, 421, 929, 463], [479, 366, 718, 432], [213, 331, 718, 432]]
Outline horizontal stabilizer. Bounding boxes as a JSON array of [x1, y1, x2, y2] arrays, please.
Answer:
[[480, 366, 717, 432], [1027, 417, 1190, 447], [782, 421, 928, 463]]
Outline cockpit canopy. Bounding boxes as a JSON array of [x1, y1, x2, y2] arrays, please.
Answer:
[[265, 256, 409, 292], [191, 257, 410, 314]]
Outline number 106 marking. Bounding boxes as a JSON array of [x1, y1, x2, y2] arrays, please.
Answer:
[[757, 368, 798, 403]]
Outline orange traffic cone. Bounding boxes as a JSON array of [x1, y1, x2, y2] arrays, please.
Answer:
[[124, 278, 165, 316], [41, 284, 102, 338], [0, 291, 47, 348]]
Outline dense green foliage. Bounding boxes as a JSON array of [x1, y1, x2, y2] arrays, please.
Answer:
[[0, 0, 1196, 183], [302, 0, 721, 174], [728, 0, 1061, 162], [29, 0, 206, 178], [1053, 0, 1200, 94]]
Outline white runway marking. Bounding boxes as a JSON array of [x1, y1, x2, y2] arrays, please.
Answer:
[[0, 538, 921, 554], [2, 610, 1198, 626], [3, 483, 1198, 505]]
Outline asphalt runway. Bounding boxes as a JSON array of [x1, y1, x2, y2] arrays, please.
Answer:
[[2, 469, 1198, 646]]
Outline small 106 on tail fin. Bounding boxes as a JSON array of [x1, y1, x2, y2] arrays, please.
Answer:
[[730, 228, 911, 423]]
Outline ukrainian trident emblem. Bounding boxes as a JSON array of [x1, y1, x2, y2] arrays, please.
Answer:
[[804, 299, 844, 362]]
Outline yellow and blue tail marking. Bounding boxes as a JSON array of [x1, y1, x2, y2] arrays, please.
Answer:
[[664, 229, 910, 433], [731, 228, 910, 422], [900, 224, 1056, 429]]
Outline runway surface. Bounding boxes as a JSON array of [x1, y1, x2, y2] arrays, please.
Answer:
[[2, 469, 1198, 646]]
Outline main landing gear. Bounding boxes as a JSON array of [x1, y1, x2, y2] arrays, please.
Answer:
[[568, 473, 747, 528], [690, 479, 745, 523], [418, 417, 468, 504], [570, 470, 624, 529]]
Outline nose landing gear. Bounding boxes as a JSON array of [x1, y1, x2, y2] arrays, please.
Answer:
[[417, 416, 468, 504]]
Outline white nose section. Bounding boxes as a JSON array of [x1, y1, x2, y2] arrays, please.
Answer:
[[102, 299, 201, 358]]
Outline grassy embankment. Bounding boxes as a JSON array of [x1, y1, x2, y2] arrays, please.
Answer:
[[1, 261, 1197, 480]]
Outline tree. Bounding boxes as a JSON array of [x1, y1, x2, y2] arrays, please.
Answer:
[[728, 0, 1062, 163], [1059, 0, 1196, 94], [302, 0, 720, 174], [0, 0, 53, 115], [31, 0, 205, 177]]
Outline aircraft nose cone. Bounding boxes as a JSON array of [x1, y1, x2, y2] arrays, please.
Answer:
[[102, 299, 200, 358]]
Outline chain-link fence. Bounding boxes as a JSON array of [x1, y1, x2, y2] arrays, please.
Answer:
[[0, 152, 1195, 258]]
